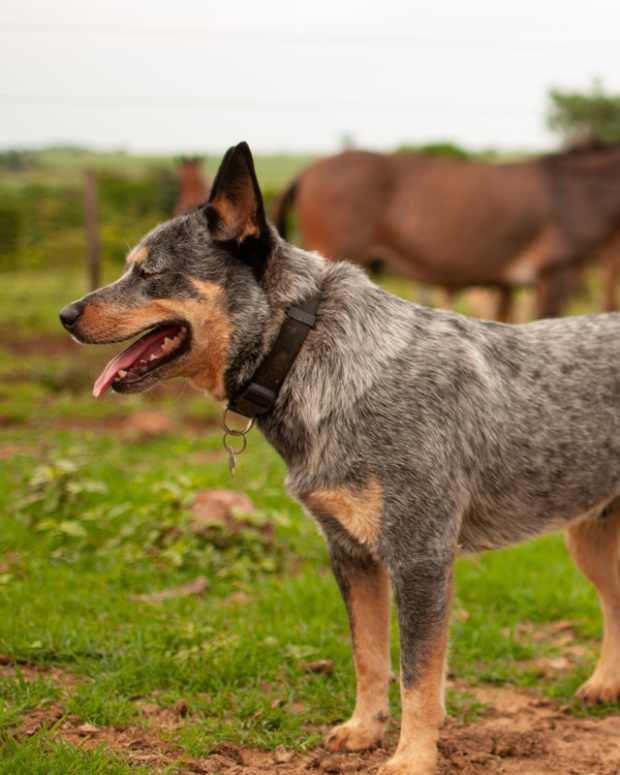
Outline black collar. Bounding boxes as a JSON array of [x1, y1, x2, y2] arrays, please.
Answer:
[[227, 292, 321, 419]]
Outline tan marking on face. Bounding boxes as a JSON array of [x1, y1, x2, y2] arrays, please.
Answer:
[[127, 246, 149, 266], [177, 279, 232, 400], [77, 278, 232, 400], [302, 477, 383, 546], [78, 301, 162, 341]]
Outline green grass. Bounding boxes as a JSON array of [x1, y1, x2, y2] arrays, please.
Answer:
[[0, 735, 150, 775], [0, 263, 617, 770]]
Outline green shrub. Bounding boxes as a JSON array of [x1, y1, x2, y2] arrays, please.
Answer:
[[0, 206, 22, 269], [397, 141, 471, 159], [98, 166, 178, 219]]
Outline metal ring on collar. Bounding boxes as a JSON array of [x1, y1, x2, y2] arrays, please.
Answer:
[[223, 431, 248, 456], [222, 409, 255, 435]]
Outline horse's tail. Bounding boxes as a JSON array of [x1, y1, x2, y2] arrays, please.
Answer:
[[271, 177, 299, 239]]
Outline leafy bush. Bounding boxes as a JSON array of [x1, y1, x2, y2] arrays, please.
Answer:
[[0, 166, 179, 271], [547, 79, 620, 144], [0, 207, 22, 269], [397, 141, 471, 159], [98, 166, 178, 219], [16, 454, 287, 580], [0, 150, 39, 172]]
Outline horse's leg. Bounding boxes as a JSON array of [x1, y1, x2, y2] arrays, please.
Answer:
[[535, 265, 574, 319], [601, 251, 620, 312], [441, 288, 457, 310], [494, 286, 513, 322]]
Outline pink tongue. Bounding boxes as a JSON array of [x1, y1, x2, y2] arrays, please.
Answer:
[[92, 325, 179, 398]]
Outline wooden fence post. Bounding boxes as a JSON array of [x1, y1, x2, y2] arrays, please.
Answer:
[[83, 169, 101, 291]]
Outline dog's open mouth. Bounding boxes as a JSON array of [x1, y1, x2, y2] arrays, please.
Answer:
[[92, 322, 191, 398]]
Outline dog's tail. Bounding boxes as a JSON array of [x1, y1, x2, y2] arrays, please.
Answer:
[[271, 177, 299, 239]]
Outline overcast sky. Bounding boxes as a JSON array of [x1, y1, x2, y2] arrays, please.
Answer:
[[1, 0, 619, 154]]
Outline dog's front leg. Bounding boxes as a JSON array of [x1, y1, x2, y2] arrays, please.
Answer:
[[324, 543, 391, 752], [379, 557, 453, 775]]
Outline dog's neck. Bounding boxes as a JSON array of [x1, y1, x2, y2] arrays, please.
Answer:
[[237, 240, 397, 471], [222, 235, 328, 406], [262, 235, 328, 309]]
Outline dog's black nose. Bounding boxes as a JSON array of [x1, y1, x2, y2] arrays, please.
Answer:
[[59, 302, 83, 329]]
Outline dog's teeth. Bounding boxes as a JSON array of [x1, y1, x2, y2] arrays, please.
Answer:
[[149, 353, 158, 361], [117, 369, 127, 378], [161, 335, 180, 354]]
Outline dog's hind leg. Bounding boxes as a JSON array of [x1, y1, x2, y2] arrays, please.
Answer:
[[566, 504, 620, 703], [324, 544, 392, 753]]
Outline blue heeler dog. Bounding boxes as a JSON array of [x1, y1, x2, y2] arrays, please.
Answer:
[[60, 142, 620, 775]]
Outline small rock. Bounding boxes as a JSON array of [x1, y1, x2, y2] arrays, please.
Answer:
[[76, 722, 99, 735], [121, 410, 175, 437], [274, 747, 294, 763], [299, 659, 335, 674], [139, 702, 161, 717], [130, 576, 208, 603], [226, 591, 251, 606], [174, 698, 188, 718], [191, 490, 255, 534], [320, 753, 346, 772]]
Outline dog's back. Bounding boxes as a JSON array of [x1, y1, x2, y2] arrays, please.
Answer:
[[275, 257, 620, 553]]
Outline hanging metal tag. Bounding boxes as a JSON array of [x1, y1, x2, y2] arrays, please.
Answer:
[[222, 409, 254, 476]]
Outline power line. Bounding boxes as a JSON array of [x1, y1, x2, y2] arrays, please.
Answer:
[[0, 21, 558, 49], [0, 93, 527, 116]]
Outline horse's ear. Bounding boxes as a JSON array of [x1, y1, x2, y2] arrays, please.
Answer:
[[204, 142, 269, 246]]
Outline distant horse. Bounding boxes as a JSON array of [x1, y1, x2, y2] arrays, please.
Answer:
[[273, 144, 620, 319], [175, 157, 210, 215]]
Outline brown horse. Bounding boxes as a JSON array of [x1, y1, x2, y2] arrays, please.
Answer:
[[273, 144, 620, 319], [174, 157, 211, 215]]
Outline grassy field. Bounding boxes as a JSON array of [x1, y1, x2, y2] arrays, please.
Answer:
[[0, 264, 618, 773], [0, 148, 314, 192]]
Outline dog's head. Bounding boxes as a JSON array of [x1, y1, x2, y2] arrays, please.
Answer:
[[60, 142, 274, 401]]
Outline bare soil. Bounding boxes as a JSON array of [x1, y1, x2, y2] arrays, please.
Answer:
[[12, 676, 620, 774]]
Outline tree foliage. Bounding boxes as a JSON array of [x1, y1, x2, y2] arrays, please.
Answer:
[[547, 79, 620, 144]]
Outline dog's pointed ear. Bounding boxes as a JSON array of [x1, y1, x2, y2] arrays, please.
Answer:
[[204, 142, 269, 247]]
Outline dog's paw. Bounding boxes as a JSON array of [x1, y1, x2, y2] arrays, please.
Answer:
[[377, 754, 436, 775], [577, 675, 620, 704], [324, 715, 388, 752]]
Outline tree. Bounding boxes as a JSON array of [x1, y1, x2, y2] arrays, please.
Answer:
[[547, 79, 620, 145]]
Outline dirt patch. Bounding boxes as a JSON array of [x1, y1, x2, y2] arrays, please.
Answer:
[[508, 619, 596, 679], [10, 410, 219, 437], [182, 704, 620, 774], [0, 656, 80, 692], [0, 444, 38, 460], [0, 333, 81, 356], [13, 683, 619, 774]]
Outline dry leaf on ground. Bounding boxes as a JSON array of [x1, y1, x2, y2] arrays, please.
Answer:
[[130, 576, 208, 603]]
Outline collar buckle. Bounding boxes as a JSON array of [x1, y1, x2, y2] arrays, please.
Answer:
[[228, 382, 276, 418]]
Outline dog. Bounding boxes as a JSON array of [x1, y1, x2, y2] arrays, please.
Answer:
[[60, 142, 620, 775]]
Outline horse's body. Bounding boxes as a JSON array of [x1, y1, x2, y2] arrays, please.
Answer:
[[274, 145, 620, 319], [175, 158, 211, 215]]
